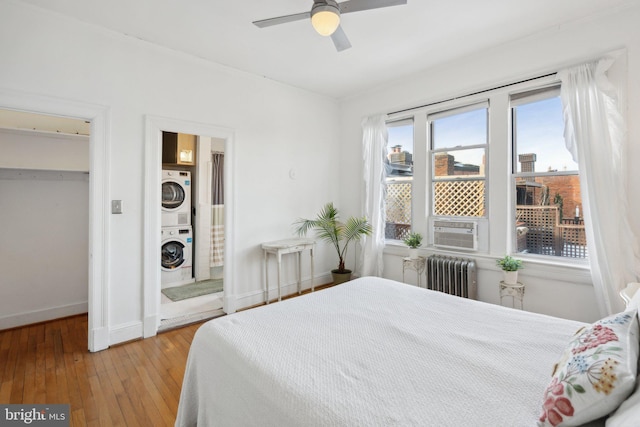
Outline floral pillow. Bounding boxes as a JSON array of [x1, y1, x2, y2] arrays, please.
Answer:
[[538, 309, 639, 427]]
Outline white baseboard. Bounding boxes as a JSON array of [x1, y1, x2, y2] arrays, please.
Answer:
[[89, 326, 109, 352], [143, 315, 159, 338], [231, 273, 333, 310], [0, 302, 88, 330], [109, 320, 144, 346]]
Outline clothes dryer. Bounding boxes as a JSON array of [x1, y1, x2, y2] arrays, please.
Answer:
[[162, 170, 191, 226], [161, 226, 194, 288]]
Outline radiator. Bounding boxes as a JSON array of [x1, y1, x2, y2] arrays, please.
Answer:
[[426, 255, 477, 299]]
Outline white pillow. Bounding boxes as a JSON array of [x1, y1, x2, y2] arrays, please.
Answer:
[[538, 310, 639, 426], [606, 375, 640, 426]]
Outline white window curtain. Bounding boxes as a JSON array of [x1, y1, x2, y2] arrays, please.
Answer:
[[357, 114, 388, 278], [559, 56, 640, 316]]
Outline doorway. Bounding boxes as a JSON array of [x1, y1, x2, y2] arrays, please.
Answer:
[[143, 116, 235, 338], [0, 89, 110, 352], [158, 133, 226, 330], [0, 109, 90, 332]]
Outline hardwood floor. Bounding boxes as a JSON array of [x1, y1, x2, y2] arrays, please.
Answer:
[[0, 314, 202, 426], [0, 283, 335, 426]]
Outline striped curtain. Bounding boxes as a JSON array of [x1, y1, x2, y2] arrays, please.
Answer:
[[211, 152, 224, 205], [210, 152, 225, 267]]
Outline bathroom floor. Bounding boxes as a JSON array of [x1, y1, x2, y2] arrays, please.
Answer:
[[159, 290, 224, 331]]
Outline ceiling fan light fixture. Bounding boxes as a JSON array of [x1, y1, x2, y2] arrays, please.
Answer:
[[311, 3, 341, 36], [253, 0, 407, 51]]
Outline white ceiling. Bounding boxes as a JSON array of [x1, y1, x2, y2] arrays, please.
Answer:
[[15, 0, 636, 99]]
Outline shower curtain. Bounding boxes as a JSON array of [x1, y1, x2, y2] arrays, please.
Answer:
[[210, 152, 225, 267]]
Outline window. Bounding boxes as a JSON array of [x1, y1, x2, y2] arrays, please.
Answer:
[[430, 103, 488, 217], [385, 119, 414, 240], [511, 86, 587, 259], [382, 75, 589, 262]]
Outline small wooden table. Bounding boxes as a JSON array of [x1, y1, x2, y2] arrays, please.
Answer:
[[262, 238, 315, 303]]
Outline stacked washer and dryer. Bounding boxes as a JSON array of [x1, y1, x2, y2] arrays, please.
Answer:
[[161, 170, 194, 288]]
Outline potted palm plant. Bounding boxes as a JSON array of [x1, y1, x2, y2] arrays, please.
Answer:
[[294, 202, 372, 285], [403, 232, 422, 259], [496, 255, 523, 285]]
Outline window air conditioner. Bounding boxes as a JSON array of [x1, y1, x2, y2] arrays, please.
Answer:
[[433, 220, 478, 251]]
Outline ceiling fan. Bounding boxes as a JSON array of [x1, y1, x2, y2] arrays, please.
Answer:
[[252, 0, 408, 52]]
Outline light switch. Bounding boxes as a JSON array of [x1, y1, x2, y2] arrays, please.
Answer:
[[111, 200, 123, 214]]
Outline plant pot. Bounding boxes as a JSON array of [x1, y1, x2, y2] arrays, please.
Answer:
[[408, 248, 419, 259], [503, 270, 519, 285], [331, 269, 352, 285]]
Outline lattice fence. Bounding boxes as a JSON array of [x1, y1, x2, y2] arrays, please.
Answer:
[[434, 181, 485, 217], [517, 205, 561, 255], [516, 205, 587, 258], [559, 224, 588, 258], [385, 181, 412, 239]]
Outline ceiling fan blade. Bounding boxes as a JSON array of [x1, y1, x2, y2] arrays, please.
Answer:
[[331, 26, 351, 52], [338, 0, 407, 14], [253, 11, 311, 28]]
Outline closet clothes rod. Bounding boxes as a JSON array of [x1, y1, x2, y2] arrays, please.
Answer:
[[387, 72, 557, 116]]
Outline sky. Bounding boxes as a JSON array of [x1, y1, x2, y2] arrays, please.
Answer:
[[387, 96, 578, 173], [388, 124, 414, 156], [514, 96, 578, 172]]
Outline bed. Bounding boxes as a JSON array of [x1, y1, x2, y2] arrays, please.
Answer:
[[176, 276, 640, 426]]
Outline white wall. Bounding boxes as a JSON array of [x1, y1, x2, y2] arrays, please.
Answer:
[[0, 1, 341, 342], [0, 168, 89, 328], [0, 128, 90, 171], [0, 129, 90, 328], [339, 4, 640, 323], [2, 2, 638, 338]]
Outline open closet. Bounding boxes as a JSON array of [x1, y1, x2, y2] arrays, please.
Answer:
[[0, 109, 90, 330]]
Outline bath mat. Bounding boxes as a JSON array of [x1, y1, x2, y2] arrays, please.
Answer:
[[162, 279, 223, 302]]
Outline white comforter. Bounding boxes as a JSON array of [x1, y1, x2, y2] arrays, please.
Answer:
[[176, 276, 586, 426]]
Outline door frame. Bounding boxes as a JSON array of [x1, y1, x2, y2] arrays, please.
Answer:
[[0, 88, 111, 352], [143, 115, 235, 337]]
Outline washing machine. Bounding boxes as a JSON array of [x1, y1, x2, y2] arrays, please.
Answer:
[[161, 226, 194, 288], [162, 170, 191, 227]]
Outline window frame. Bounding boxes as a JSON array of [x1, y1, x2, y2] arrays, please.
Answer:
[[383, 73, 588, 267], [509, 84, 587, 263], [384, 118, 416, 243], [428, 101, 489, 220]]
